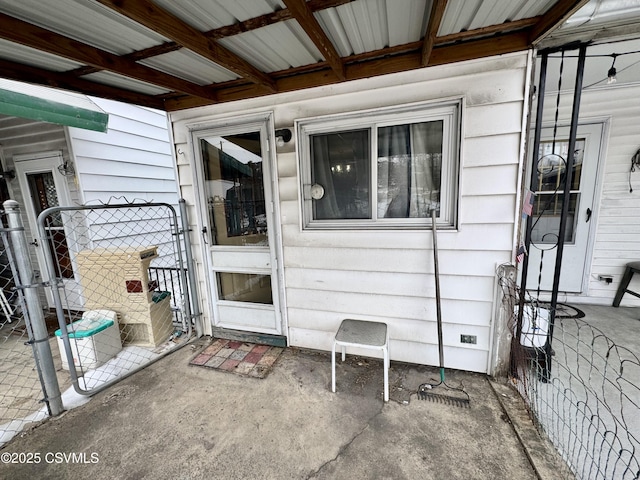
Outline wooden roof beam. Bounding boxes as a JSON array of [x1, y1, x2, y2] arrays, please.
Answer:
[[529, 0, 591, 44], [96, 0, 277, 92], [0, 58, 165, 109], [434, 17, 539, 45], [0, 12, 217, 101], [422, 0, 448, 66], [283, 0, 346, 81], [165, 30, 530, 111], [69, 0, 356, 78]]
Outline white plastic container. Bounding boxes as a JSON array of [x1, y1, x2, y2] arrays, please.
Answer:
[[55, 310, 122, 371], [519, 305, 550, 349]]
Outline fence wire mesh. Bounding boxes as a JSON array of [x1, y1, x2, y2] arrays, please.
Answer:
[[40, 203, 193, 394], [0, 219, 51, 446], [498, 265, 640, 480]]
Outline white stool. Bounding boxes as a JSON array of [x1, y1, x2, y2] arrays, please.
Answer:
[[331, 319, 389, 402]]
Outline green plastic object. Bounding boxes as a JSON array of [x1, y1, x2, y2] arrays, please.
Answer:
[[152, 291, 170, 303], [54, 318, 115, 339]]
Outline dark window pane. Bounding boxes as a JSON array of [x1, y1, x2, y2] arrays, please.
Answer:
[[310, 130, 370, 220]]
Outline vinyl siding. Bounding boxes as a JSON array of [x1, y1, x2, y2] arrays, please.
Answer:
[[170, 52, 530, 373], [69, 97, 178, 206]]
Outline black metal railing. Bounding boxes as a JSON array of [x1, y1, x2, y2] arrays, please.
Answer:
[[148, 265, 188, 327]]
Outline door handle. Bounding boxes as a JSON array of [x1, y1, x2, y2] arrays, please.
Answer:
[[585, 208, 592, 222]]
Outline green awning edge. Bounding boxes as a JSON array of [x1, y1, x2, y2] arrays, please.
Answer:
[[0, 88, 109, 132]]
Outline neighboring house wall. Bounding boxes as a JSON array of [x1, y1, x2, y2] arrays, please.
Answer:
[[0, 115, 76, 285], [170, 52, 530, 373], [543, 84, 640, 306], [0, 99, 179, 300], [69, 97, 178, 206], [0, 114, 78, 209]]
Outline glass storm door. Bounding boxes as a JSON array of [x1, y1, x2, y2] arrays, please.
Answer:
[[196, 123, 282, 335], [526, 124, 603, 293]]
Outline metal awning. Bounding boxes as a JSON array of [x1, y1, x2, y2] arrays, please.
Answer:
[[0, 0, 600, 112], [0, 1, 639, 112], [0, 78, 108, 132]]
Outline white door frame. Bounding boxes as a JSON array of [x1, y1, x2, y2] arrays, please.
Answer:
[[188, 112, 287, 338], [13, 151, 77, 308]]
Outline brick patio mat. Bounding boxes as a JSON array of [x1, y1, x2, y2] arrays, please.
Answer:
[[189, 338, 283, 379]]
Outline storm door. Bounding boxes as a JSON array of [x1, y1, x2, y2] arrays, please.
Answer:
[[194, 120, 282, 336], [526, 123, 603, 293]]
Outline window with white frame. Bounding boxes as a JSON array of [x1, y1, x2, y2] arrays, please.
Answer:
[[297, 101, 460, 229]]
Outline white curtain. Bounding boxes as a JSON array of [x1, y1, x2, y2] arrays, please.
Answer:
[[377, 125, 410, 218], [377, 123, 439, 218], [409, 123, 438, 217]]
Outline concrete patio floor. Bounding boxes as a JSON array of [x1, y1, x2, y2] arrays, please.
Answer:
[[0, 336, 567, 480]]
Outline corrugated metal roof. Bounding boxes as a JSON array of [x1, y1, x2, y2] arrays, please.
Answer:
[[219, 20, 323, 72], [0, 0, 637, 110], [439, 0, 556, 35], [563, 0, 640, 29], [82, 71, 170, 96], [153, 0, 285, 31], [139, 50, 239, 85], [0, 39, 83, 71], [315, 0, 430, 56], [316, 0, 387, 55], [0, 0, 167, 54]]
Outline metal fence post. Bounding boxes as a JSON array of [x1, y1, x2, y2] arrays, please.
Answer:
[[179, 198, 202, 337], [3, 200, 64, 416]]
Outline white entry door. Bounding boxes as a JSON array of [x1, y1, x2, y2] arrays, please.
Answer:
[[14, 152, 81, 308], [526, 123, 604, 293], [193, 118, 283, 336]]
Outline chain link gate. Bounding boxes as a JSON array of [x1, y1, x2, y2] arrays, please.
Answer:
[[0, 200, 198, 446], [38, 201, 195, 396]]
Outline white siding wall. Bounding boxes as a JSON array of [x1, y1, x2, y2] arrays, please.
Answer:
[[171, 52, 530, 373], [69, 97, 178, 206], [543, 85, 640, 306]]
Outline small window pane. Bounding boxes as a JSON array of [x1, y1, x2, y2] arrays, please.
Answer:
[[531, 193, 579, 244], [537, 139, 585, 192], [311, 130, 371, 220], [377, 121, 443, 219], [217, 272, 272, 304]]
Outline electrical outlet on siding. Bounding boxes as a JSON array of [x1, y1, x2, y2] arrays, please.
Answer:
[[460, 334, 477, 345]]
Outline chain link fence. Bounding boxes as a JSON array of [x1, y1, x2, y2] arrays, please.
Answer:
[[0, 213, 55, 446], [498, 265, 640, 480], [0, 201, 196, 446]]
